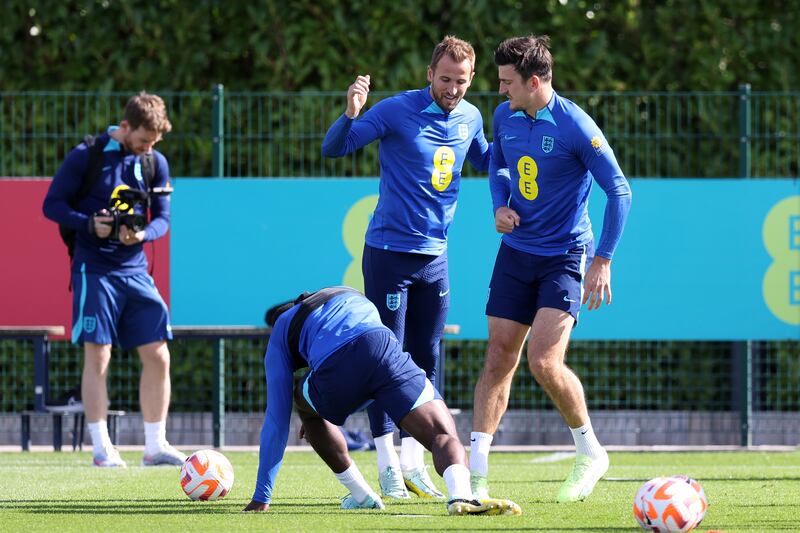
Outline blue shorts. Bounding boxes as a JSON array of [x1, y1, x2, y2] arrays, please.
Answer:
[[486, 241, 589, 326], [301, 329, 441, 427], [71, 266, 172, 350]]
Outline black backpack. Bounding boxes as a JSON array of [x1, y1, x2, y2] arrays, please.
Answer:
[[58, 134, 156, 259]]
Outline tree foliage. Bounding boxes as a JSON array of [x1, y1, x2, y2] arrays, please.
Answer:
[[3, 0, 798, 92]]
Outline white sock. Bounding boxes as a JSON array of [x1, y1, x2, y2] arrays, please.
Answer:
[[443, 464, 472, 501], [144, 420, 168, 455], [399, 436, 425, 472], [469, 431, 493, 476], [374, 433, 400, 473], [88, 420, 112, 455], [334, 462, 377, 503], [570, 421, 605, 459]]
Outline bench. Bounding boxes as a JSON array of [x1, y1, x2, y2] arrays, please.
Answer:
[[21, 407, 126, 452], [0, 326, 127, 451]]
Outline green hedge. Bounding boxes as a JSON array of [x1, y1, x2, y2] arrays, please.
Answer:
[[1, 338, 797, 413], [3, 0, 798, 92]]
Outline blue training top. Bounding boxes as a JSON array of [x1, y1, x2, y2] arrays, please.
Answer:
[[251, 290, 386, 504], [322, 87, 491, 255], [42, 127, 171, 275], [488, 92, 632, 259]]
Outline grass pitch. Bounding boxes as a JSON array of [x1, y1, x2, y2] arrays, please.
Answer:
[[1, 449, 798, 532]]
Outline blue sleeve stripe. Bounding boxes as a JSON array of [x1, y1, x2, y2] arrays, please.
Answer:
[[70, 263, 87, 343], [301, 371, 318, 413]]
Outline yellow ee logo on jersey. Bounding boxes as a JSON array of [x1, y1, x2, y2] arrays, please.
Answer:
[[517, 155, 539, 200], [431, 146, 456, 192], [762, 195, 800, 325]]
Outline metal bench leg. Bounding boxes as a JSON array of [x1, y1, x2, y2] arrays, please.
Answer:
[[79, 413, 85, 451], [108, 414, 118, 445], [53, 414, 63, 451], [21, 413, 30, 451], [71, 414, 80, 451]]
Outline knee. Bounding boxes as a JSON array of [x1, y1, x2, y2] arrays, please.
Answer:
[[528, 356, 559, 383], [483, 342, 519, 380], [139, 342, 170, 370]]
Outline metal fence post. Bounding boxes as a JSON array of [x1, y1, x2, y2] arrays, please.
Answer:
[[738, 83, 751, 178], [212, 84, 224, 178], [732, 340, 753, 447], [213, 338, 225, 448]]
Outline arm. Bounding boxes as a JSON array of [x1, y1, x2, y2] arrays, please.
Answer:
[[574, 119, 633, 309], [488, 111, 519, 233], [247, 334, 295, 509], [466, 127, 491, 172], [321, 76, 390, 158], [42, 146, 92, 231]]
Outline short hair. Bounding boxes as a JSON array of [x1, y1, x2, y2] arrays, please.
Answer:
[[430, 35, 476, 73], [264, 291, 314, 327], [494, 35, 553, 82], [124, 91, 172, 134]]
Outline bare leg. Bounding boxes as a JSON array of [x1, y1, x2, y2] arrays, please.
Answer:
[[137, 340, 171, 423], [82, 342, 112, 422], [472, 317, 529, 434], [527, 308, 587, 428], [293, 381, 351, 473], [398, 399, 463, 476]]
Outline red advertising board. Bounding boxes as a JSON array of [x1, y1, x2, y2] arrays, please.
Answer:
[[0, 178, 170, 340]]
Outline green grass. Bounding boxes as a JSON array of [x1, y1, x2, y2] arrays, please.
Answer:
[[2, 449, 798, 532]]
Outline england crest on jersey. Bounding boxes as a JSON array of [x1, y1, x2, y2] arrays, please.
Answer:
[[542, 135, 554, 153], [458, 123, 469, 140], [386, 292, 401, 311], [83, 316, 97, 334]]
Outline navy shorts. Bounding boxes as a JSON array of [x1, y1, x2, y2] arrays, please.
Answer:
[[301, 329, 441, 427], [486, 241, 589, 326], [71, 266, 172, 350]]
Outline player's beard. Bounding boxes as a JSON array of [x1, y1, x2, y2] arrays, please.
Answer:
[[431, 86, 462, 112]]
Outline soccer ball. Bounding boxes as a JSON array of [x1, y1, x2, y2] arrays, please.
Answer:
[[670, 475, 708, 522], [633, 476, 706, 532], [180, 449, 234, 501]]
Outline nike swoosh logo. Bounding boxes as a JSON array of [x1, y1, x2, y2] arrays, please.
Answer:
[[502, 135, 517, 141], [470, 438, 476, 442], [102, 165, 112, 171], [580, 430, 588, 435], [439, 289, 450, 297], [563, 296, 576, 302]]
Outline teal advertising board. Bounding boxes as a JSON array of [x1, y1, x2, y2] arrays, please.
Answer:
[[172, 178, 799, 340]]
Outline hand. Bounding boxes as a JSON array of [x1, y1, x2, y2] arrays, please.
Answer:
[[90, 210, 114, 239], [298, 423, 306, 441], [582, 256, 612, 310], [346, 74, 370, 118], [494, 206, 520, 234], [243, 499, 270, 512], [118, 225, 145, 246]]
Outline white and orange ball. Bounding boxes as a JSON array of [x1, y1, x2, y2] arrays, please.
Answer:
[[669, 475, 708, 522], [180, 449, 234, 501], [633, 476, 706, 532]]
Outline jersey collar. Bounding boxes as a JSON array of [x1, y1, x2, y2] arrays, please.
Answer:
[[420, 86, 446, 115], [510, 91, 557, 126], [104, 125, 122, 152]]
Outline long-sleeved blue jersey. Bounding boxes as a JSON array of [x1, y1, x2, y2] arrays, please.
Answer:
[[322, 87, 490, 255], [252, 291, 386, 504], [42, 127, 171, 275], [489, 93, 631, 259]]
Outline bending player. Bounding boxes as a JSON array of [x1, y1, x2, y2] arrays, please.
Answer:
[[244, 287, 521, 516]]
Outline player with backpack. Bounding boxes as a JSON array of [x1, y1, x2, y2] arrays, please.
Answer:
[[42, 92, 184, 468]]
